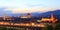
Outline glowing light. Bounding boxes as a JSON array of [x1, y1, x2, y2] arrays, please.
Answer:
[[26, 23, 29, 26], [31, 23, 35, 26]]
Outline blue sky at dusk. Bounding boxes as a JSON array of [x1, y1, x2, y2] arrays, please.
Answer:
[[0, 0, 60, 14]]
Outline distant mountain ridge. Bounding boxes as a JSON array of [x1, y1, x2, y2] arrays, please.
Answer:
[[0, 8, 60, 17], [40, 10, 60, 17], [6, 10, 60, 17]]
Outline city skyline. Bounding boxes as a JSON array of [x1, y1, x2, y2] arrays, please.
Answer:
[[0, 0, 60, 30]]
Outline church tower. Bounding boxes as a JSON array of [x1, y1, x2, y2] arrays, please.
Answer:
[[50, 13, 57, 23], [3, 12, 6, 20], [50, 13, 54, 21]]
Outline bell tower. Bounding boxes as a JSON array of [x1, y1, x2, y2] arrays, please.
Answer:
[[3, 12, 6, 20], [51, 13, 54, 21], [50, 13, 57, 23]]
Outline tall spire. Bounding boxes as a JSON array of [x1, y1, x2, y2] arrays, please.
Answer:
[[51, 13, 54, 21], [3, 12, 6, 20], [50, 12, 57, 23]]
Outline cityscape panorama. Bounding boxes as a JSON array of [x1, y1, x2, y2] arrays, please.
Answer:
[[0, 0, 60, 30]]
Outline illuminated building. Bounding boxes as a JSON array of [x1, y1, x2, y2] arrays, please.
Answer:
[[2, 13, 14, 20], [20, 13, 31, 18], [40, 13, 57, 23]]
